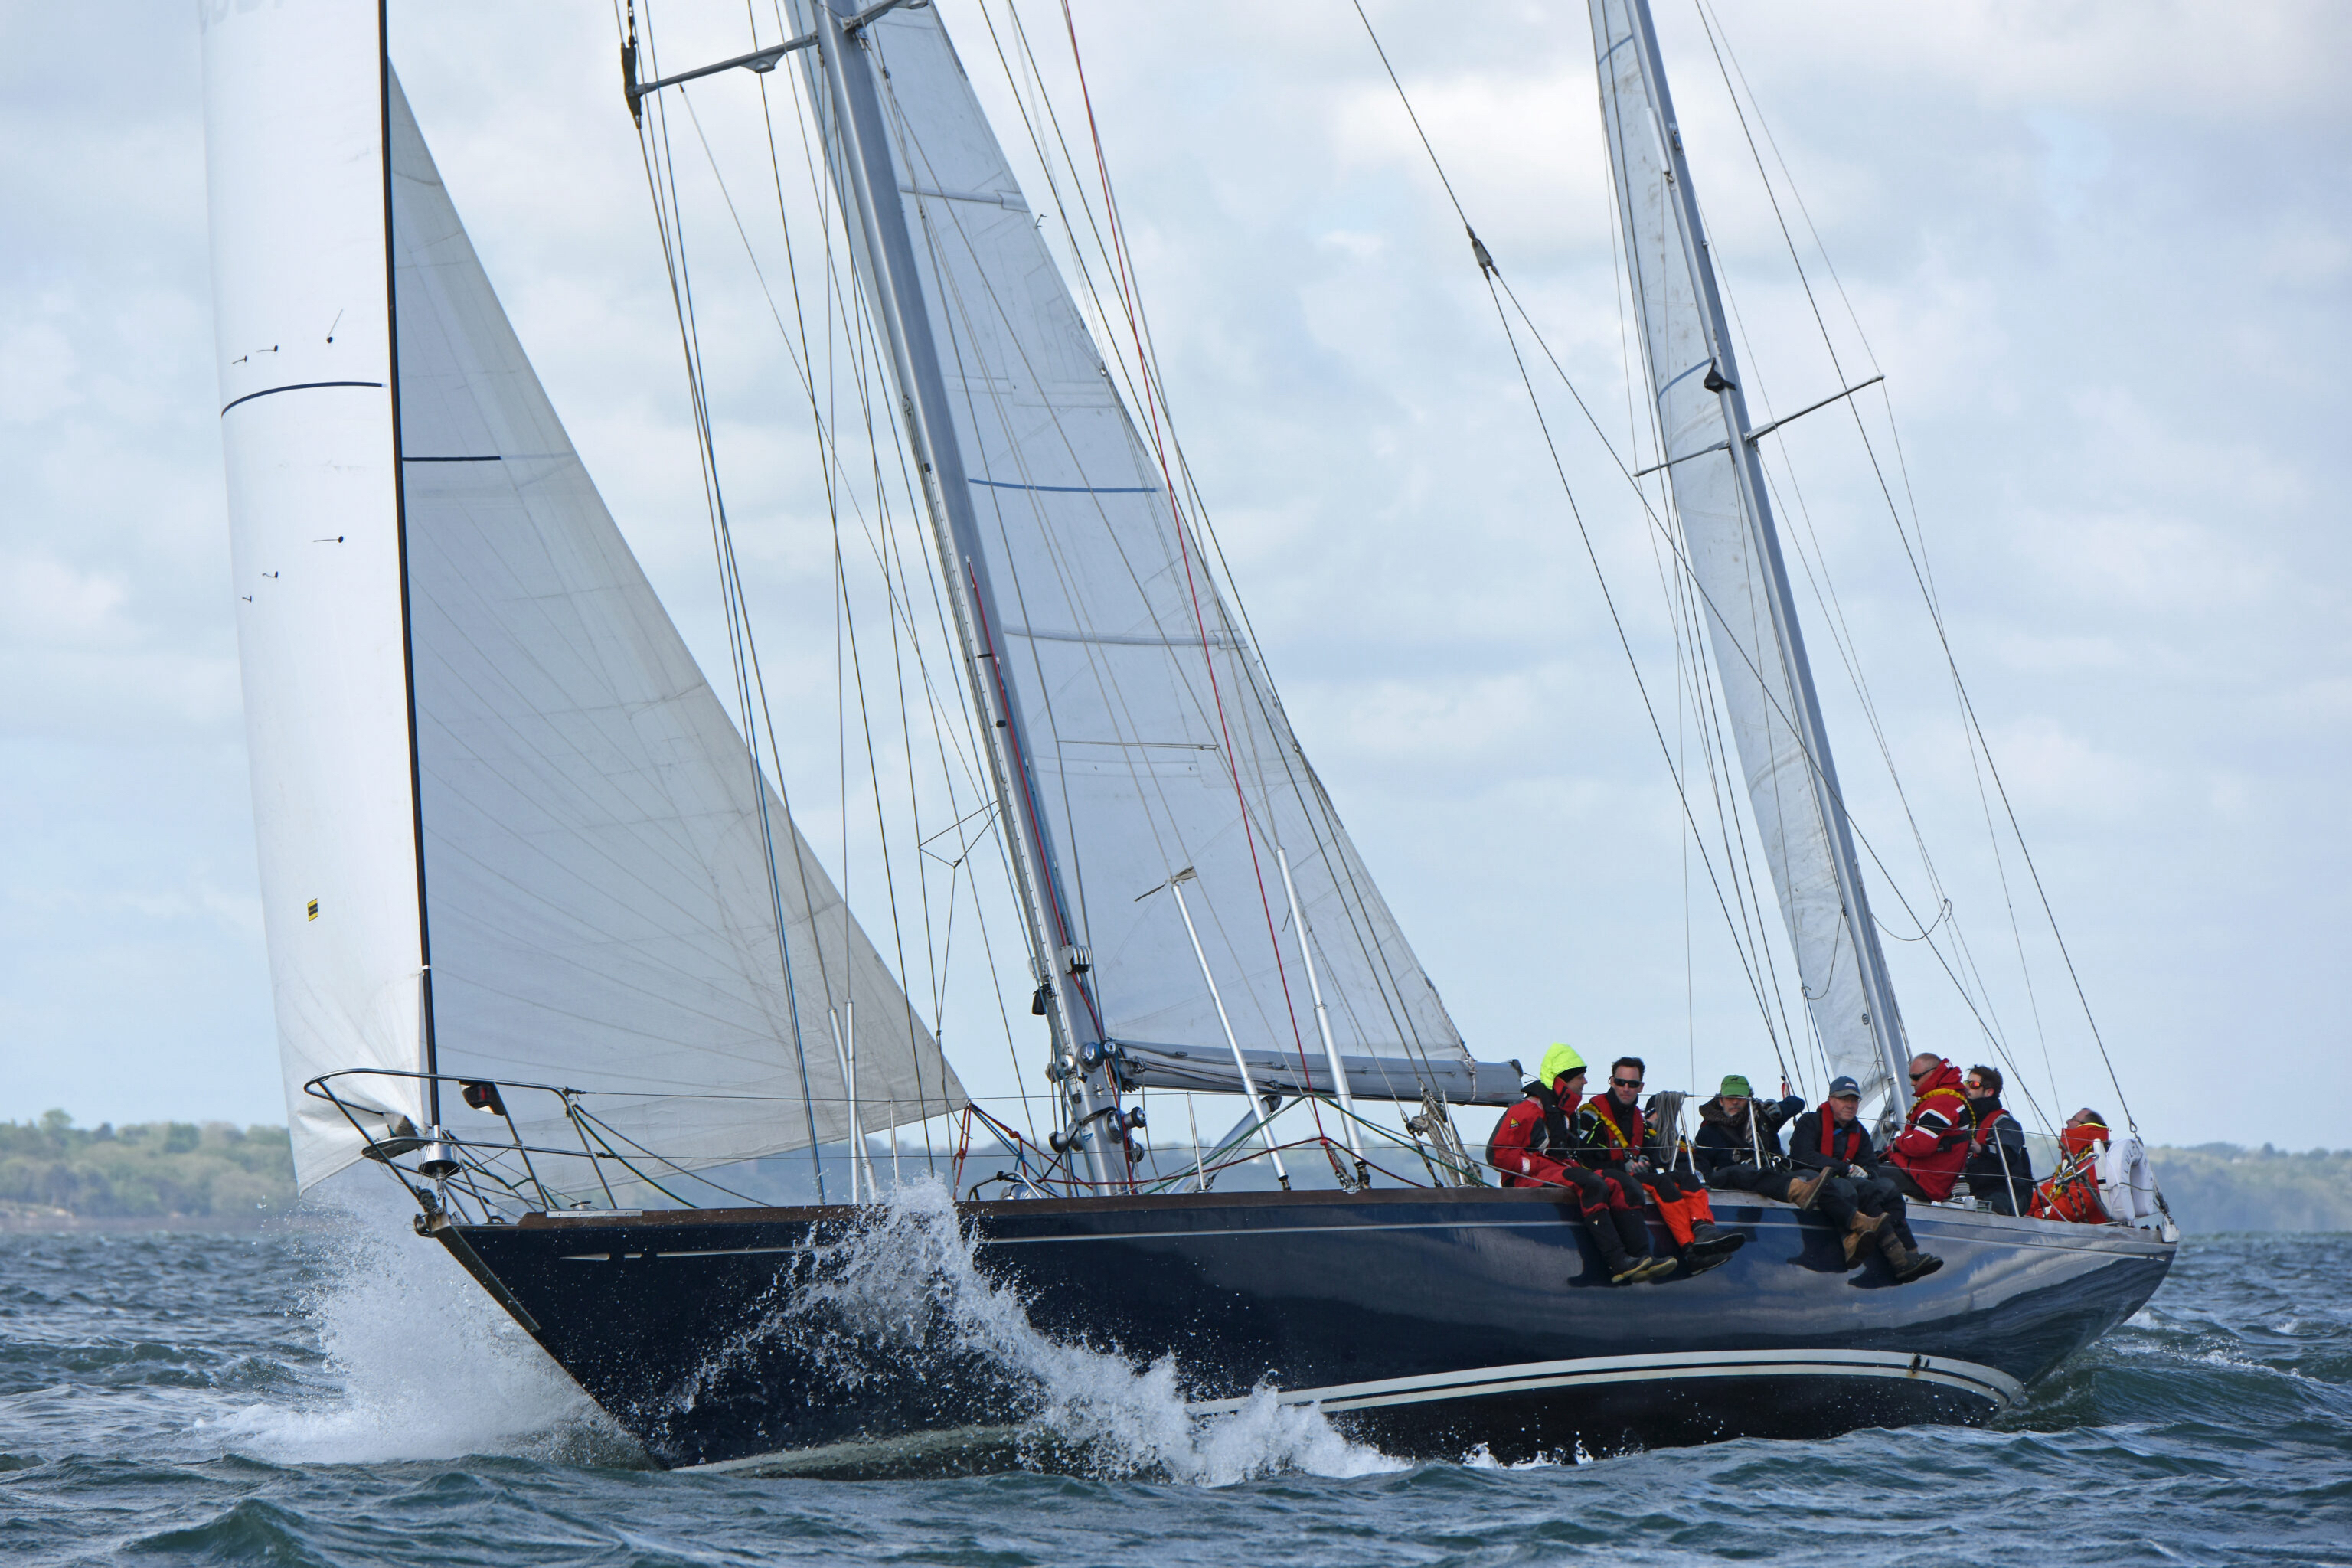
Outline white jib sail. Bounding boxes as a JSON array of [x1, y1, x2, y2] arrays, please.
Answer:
[[202, 2, 430, 1187], [1588, 0, 1909, 1115], [388, 77, 963, 1184], [796, 2, 1493, 1102], [204, 0, 963, 1191]]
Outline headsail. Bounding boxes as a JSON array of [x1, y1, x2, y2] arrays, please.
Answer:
[[201, 1, 962, 1191], [387, 77, 963, 1185], [202, 2, 431, 1187], [1587, 0, 1911, 1118], [793, 1, 1507, 1103]]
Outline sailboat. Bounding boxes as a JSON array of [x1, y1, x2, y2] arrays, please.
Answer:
[[201, 0, 2177, 1470]]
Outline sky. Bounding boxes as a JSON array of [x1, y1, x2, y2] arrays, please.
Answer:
[[2, 1, 2346, 1152]]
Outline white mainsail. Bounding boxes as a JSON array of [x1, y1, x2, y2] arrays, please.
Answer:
[[794, 1, 1504, 1102], [201, 2, 962, 1191], [1587, 0, 1910, 1117]]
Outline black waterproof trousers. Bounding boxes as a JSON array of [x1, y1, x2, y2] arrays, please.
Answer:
[[1706, 1162, 1802, 1201]]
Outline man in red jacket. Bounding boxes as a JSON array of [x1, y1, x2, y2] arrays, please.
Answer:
[[1485, 1044, 1673, 1284], [1884, 1054, 1976, 1203]]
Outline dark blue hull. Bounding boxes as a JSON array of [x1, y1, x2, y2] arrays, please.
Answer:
[[439, 1186, 2173, 1472]]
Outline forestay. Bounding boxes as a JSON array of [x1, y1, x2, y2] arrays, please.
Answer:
[[388, 75, 964, 1185], [1588, 0, 1909, 1118], [799, 2, 1488, 1101]]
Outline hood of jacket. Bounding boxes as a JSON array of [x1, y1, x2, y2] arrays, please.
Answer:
[[1912, 1060, 1970, 1112]]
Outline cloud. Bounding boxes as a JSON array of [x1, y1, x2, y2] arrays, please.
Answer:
[[3, 0, 2346, 1148]]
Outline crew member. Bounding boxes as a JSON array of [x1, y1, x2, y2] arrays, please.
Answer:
[[2029, 1110, 2112, 1224], [2029, 1109, 2160, 1229], [1485, 1044, 1670, 1284], [1787, 1076, 1942, 1281], [1580, 1057, 1744, 1276], [1694, 1073, 1805, 1194], [1884, 1053, 1976, 1203], [1961, 1064, 2034, 1215]]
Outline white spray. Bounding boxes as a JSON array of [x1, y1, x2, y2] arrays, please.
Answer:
[[201, 1184, 629, 1466], [765, 1179, 1402, 1484]]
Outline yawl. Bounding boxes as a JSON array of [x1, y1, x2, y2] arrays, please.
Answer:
[[202, 0, 2175, 1468]]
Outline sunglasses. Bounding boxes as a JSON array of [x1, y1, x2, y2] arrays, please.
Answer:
[[1612, 1077, 1644, 1089]]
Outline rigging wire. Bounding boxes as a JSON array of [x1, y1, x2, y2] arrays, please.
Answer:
[[988, 0, 1456, 1100], [1349, 0, 1811, 1073], [1346, 0, 2103, 1129], [1691, 0, 2063, 1119], [625, 0, 828, 1198], [1686, 0, 2128, 1130], [1051, 0, 1329, 1141]]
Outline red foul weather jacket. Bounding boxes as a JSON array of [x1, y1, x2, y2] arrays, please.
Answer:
[[1487, 1080, 1574, 1187], [1885, 1059, 1975, 1201]]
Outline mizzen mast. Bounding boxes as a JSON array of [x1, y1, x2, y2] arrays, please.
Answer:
[[1591, 0, 1913, 1119]]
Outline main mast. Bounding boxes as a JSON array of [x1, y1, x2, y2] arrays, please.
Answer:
[[1602, 0, 1913, 1115], [804, 0, 1113, 1181]]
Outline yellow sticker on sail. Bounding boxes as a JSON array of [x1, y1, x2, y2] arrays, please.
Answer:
[[306, 900, 319, 921]]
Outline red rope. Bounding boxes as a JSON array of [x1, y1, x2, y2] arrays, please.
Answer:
[[1054, 2, 1326, 1138]]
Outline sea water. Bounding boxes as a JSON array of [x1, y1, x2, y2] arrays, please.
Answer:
[[2, 1189, 2347, 1566]]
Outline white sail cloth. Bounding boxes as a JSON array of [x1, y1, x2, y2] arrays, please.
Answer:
[[203, 3, 432, 1186], [202, 0, 961, 1193], [388, 77, 962, 1186], [1587, 0, 1908, 1116], [795, 2, 1473, 1097]]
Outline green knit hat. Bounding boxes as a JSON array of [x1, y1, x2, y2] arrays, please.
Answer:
[[1719, 1073, 1754, 1097], [1540, 1043, 1587, 1089]]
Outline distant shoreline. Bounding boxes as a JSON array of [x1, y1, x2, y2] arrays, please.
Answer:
[[5, 1115, 2347, 1234]]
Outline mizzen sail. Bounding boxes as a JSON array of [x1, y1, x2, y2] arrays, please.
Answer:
[[1587, 0, 1911, 1118]]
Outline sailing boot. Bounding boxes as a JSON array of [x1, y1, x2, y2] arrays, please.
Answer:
[[1841, 1208, 1885, 1266], [1580, 1197, 1646, 1285], [1586, 1209, 1645, 1285], [1656, 1188, 1741, 1275], [1876, 1221, 1944, 1283], [1782, 1170, 1825, 1208], [1615, 1208, 1677, 1281], [1679, 1189, 1745, 1272]]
